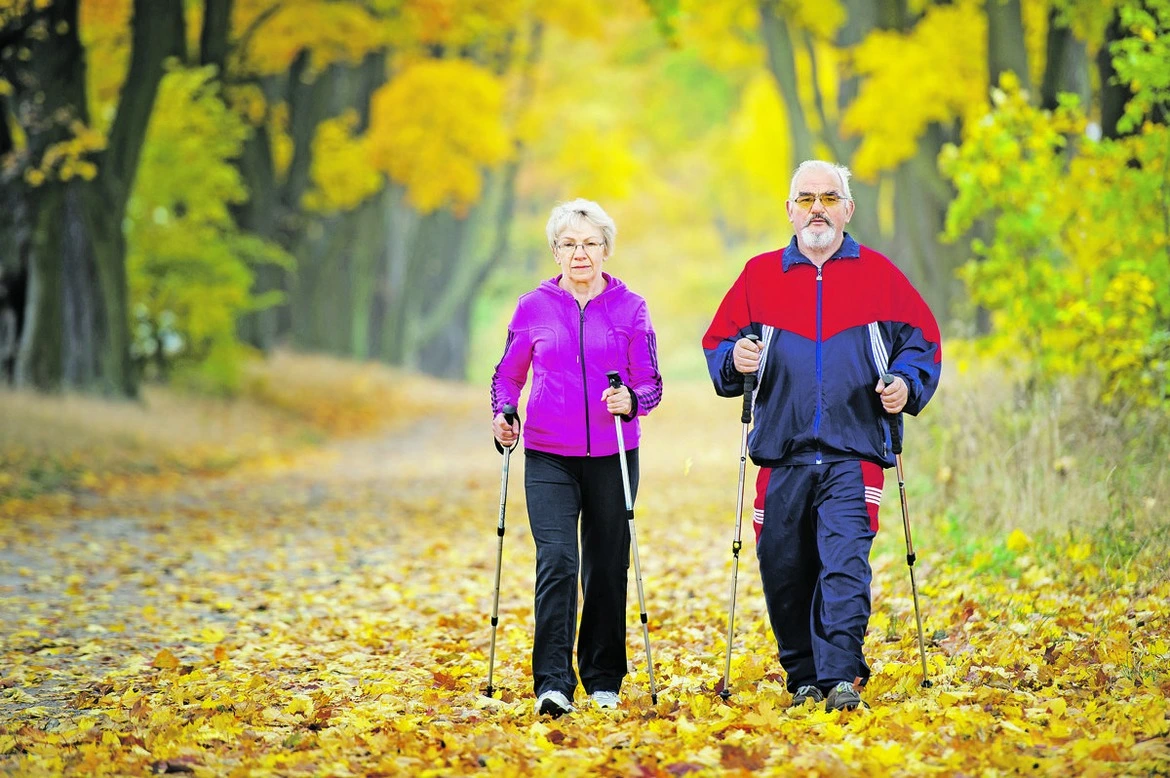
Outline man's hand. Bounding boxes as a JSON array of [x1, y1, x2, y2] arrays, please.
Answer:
[[733, 337, 762, 374], [601, 385, 633, 416], [876, 375, 908, 414], [493, 412, 519, 447]]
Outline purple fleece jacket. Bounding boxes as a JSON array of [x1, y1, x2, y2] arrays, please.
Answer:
[[491, 273, 662, 457]]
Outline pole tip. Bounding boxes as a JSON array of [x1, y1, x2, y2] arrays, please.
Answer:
[[651, 693, 658, 705], [484, 686, 494, 697], [921, 679, 933, 688], [718, 689, 730, 701]]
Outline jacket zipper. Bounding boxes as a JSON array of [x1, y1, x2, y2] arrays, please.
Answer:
[[814, 265, 823, 465], [579, 304, 591, 456]]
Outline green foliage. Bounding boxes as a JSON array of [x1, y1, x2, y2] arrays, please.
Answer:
[[126, 66, 291, 393], [940, 70, 1170, 409], [1111, 0, 1170, 131], [643, 0, 681, 42]]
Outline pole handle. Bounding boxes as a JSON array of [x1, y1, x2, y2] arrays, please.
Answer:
[[495, 403, 520, 455], [606, 370, 623, 390], [741, 334, 760, 424], [881, 372, 903, 455]]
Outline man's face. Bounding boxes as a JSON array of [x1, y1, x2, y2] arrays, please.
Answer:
[[786, 169, 854, 254]]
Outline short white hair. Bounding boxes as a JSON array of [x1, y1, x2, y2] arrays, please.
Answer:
[[545, 198, 616, 252], [789, 160, 853, 201]]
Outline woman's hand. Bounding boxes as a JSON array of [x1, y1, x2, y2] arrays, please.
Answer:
[[493, 412, 520, 447], [601, 385, 633, 416]]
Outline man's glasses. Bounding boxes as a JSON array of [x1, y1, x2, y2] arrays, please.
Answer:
[[793, 192, 846, 210], [555, 240, 605, 256]]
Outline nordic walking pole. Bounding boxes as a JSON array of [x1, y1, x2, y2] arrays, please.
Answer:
[[606, 371, 658, 704], [881, 373, 932, 688], [720, 333, 759, 701], [485, 404, 518, 698]]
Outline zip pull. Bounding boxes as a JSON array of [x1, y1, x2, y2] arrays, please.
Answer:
[[817, 267, 823, 281]]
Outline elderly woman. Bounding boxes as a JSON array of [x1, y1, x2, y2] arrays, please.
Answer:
[[491, 198, 663, 717]]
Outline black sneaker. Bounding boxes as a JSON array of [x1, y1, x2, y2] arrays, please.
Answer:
[[824, 681, 863, 712], [791, 684, 824, 707]]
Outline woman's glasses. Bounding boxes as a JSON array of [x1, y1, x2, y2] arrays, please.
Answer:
[[555, 240, 605, 256]]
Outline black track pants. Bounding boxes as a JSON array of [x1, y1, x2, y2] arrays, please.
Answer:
[[524, 448, 638, 700]]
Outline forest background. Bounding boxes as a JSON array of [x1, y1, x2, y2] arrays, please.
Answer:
[[1, 0, 1169, 775]]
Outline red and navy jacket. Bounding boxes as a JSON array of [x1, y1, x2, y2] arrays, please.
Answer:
[[702, 234, 942, 469]]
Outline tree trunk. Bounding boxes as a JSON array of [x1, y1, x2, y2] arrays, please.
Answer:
[[1, 0, 182, 396], [232, 48, 391, 352], [986, 0, 1031, 93], [758, 3, 816, 165], [376, 184, 418, 366], [376, 24, 542, 379], [200, 0, 232, 72]]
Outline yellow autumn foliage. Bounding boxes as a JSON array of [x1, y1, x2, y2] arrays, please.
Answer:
[[842, 0, 988, 179], [710, 72, 793, 237], [367, 59, 511, 214], [303, 110, 384, 213], [233, 0, 388, 75]]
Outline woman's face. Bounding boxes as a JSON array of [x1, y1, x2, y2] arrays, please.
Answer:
[[552, 224, 608, 286]]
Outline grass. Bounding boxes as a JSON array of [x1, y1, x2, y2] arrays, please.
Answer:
[[0, 350, 472, 506], [904, 360, 1170, 575]]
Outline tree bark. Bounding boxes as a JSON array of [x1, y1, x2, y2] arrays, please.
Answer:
[[200, 0, 232, 72], [1039, 8, 1090, 110], [758, 3, 816, 165], [89, 0, 186, 396], [1, 0, 182, 395], [986, 0, 1031, 93]]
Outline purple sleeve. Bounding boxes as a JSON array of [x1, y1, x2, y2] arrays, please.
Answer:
[[628, 301, 662, 417], [490, 304, 532, 415]]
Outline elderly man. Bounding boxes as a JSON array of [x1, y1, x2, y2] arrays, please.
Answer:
[[702, 160, 942, 712]]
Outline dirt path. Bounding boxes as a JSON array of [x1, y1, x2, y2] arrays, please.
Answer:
[[0, 383, 493, 710], [0, 382, 744, 722], [5, 384, 1170, 776]]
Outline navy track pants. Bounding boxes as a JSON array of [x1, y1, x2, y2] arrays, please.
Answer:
[[753, 459, 884, 693]]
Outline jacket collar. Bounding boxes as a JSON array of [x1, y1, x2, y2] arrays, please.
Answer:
[[781, 233, 860, 271]]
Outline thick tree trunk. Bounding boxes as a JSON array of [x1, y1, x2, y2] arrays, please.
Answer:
[[200, 0, 232, 72], [889, 125, 965, 321], [0, 94, 29, 383], [0, 0, 182, 396], [1039, 8, 1090, 110], [232, 49, 390, 352]]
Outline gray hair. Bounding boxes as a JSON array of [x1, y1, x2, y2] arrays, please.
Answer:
[[789, 160, 853, 201], [545, 198, 616, 253]]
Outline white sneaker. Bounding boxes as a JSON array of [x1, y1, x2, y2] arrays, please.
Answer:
[[535, 690, 573, 717], [591, 690, 620, 710]]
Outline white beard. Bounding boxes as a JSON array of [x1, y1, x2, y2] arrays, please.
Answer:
[[801, 224, 837, 250]]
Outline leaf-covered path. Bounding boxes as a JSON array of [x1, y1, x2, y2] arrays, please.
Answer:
[[2, 384, 1169, 776]]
